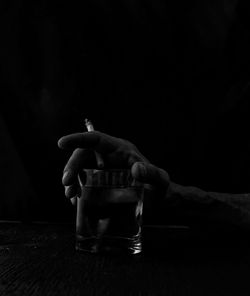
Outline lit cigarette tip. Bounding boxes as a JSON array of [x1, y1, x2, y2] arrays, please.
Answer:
[[85, 118, 94, 131]]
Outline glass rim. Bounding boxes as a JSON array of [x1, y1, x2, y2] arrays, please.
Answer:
[[80, 168, 143, 187]]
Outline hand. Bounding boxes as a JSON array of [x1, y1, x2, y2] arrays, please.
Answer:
[[58, 131, 170, 200]]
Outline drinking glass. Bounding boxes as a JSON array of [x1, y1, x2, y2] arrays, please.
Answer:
[[75, 169, 144, 254]]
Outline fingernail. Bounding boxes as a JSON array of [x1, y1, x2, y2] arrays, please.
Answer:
[[70, 196, 77, 206], [132, 162, 147, 181], [65, 185, 70, 195], [62, 171, 69, 184], [138, 163, 146, 178]]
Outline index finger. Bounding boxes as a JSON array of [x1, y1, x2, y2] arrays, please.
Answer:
[[58, 131, 119, 154]]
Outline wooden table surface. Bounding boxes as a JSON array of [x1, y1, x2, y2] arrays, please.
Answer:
[[0, 222, 249, 296]]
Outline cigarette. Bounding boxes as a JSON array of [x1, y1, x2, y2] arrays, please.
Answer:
[[85, 118, 104, 168]]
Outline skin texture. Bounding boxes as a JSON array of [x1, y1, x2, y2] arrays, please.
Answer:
[[58, 131, 170, 202], [58, 131, 250, 231]]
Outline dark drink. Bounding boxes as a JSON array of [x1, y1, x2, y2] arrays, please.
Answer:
[[75, 170, 144, 254]]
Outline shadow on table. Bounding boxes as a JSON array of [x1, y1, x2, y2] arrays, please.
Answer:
[[0, 222, 249, 295], [142, 225, 250, 263]]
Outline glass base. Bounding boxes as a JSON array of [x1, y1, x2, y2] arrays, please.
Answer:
[[75, 234, 142, 255]]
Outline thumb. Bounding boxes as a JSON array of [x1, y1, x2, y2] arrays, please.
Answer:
[[131, 162, 170, 189]]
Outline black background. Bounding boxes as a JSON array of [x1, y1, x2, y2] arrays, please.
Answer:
[[1, 0, 250, 222]]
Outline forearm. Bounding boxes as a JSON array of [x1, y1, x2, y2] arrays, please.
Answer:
[[144, 182, 250, 231]]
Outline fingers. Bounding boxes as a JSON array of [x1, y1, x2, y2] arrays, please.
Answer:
[[62, 148, 93, 186], [58, 131, 119, 154], [70, 196, 77, 206], [62, 149, 91, 199], [65, 184, 78, 198], [131, 162, 170, 189]]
